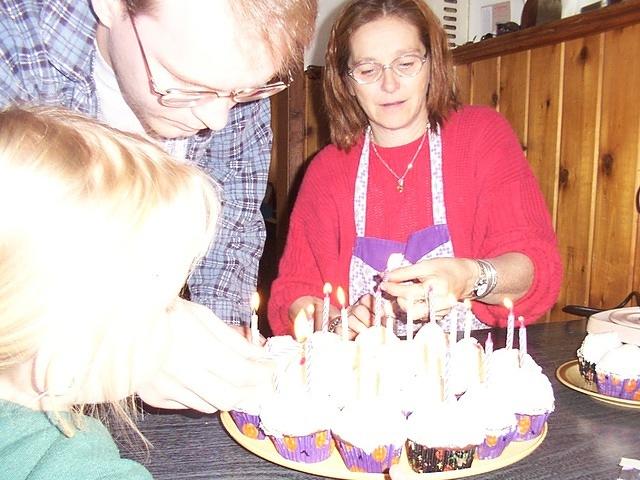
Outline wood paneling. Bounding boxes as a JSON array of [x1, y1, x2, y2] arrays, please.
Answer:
[[526, 43, 563, 218], [470, 57, 499, 107], [553, 34, 603, 319], [590, 24, 640, 308], [499, 51, 529, 146]]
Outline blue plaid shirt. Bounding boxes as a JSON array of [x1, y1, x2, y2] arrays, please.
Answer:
[[0, 0, 271, 326]]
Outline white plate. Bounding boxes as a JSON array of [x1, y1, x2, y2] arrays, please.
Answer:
[[556, 360, 640, 409], [609, 307, 640, 329], [586, 308, 640, 345]]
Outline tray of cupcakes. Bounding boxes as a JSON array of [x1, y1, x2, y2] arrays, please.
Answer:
[[556, 307, 640, 408], [221, 298, 553, 477]]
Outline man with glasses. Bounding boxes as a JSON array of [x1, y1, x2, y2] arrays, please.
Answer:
[[0, 0, 317, 413]]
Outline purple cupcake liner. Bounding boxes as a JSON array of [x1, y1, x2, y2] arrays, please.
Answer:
[[269, 430, 332, 463], [229, 410, 265, 440], [514, 413, 549, 441], [405, 440, 476, 473], [476, 426, 516, 459], [333, 436, 402, 473], [596, 373, 640, 400], [577, 350, 596, 384]]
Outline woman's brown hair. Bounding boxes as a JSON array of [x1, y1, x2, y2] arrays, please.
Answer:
[[324, 0, 460, 150]]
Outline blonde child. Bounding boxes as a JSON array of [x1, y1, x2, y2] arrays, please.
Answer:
[[0, 107, 223, 479]]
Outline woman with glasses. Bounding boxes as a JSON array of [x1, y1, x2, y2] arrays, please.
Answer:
[[268, 0, 562, 338]]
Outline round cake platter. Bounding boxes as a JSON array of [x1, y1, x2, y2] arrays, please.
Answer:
[[220, 411, 547, 479], [555, 359, 640, 409]]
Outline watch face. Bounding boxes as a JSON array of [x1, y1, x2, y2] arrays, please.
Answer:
[[475, 282, 489, 297]]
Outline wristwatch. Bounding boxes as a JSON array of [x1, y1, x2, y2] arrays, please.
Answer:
[[471, 259, 498, 299]]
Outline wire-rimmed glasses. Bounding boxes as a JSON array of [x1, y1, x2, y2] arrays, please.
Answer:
[[129, 15, 291, 108], [348, 54, 428, 85]]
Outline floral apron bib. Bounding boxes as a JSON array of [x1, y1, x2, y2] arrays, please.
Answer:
[[348, 126, 487, 332]]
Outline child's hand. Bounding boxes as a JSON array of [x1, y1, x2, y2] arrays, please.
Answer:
[[136, 298, 274, 413]]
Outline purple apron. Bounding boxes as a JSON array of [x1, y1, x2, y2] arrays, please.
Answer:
[[348, 126, 487, 332]]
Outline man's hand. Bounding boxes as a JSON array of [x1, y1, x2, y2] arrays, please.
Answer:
[[136, 298, 274, 413]]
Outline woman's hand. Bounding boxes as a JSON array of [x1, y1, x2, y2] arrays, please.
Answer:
[[380, 257, 476, 319]]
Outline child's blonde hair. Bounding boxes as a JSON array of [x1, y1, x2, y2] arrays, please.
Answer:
[[0, 107, 220, 434]]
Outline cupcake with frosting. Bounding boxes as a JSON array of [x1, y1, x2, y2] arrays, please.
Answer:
[[259, 389, 336, 463], [449, 337, 485, 396], [595, 343, 640, 400], [228, 395, 266, 440], [331, 399, 406, 473], [405, 400, 484, 473], [413, 321, 448, 379], [577, 331, 622, 384], [307, 330, 357, 409], [459, 384, 517, 459], [510, 368, 555, 441]]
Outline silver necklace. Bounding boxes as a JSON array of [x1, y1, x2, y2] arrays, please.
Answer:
[[370, 129, 427, 192]]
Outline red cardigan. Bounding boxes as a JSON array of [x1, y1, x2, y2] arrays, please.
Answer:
[[268, 106, 562, 335]]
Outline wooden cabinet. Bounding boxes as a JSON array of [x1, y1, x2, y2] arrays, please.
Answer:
[[271, 0, 640, 321]]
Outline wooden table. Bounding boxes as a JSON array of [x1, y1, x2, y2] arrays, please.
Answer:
[[119, 319, 640, 479]]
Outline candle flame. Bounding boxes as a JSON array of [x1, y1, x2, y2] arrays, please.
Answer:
[[293, 309, 313, 342], [336, 286, 346, 306], [306, 303, 315, 318], [250, 291, 260, 312], [323, 282, 332, 295], [503, 297, 513, 310], [518, 315, 525, 328]]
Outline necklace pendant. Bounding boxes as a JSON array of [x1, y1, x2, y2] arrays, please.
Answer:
[[397, 179, 404, 192]]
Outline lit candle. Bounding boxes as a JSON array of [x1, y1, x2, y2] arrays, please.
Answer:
[[518, 316, 527, 363], [250, 292, 260, 346], [306, 303, 315, 330], [321, 282, 332, 332], [504, 298, 515, 350], [373, 286, 382, 327], [463, 298, 473, 339], [406, 293, 414, 341], [448, 294, 457, 348], [336, 286, 349, 341]]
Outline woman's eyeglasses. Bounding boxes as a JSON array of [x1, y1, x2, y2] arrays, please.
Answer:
[[348, 54, 428, 85]]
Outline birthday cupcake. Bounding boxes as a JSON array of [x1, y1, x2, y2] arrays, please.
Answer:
[[307, 330, 357, 409], [595, 343, 640, 400], [405, 400, 484, 473], [577, 331, 622, 384], [331, 399, 406, 473], [459, 384, 517, 459], [228, 397, 265, 440], [449, 337, 485, 396], [510, 368, 555, 441], [259, 390, 336, 463]]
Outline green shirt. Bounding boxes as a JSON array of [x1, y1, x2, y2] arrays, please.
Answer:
[[0, 400, 152, 480]]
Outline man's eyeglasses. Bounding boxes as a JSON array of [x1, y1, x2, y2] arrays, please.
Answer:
[[129, 16, 291, 108], [348, 54, 428, 85]]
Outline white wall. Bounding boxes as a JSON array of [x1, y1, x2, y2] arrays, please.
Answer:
[[305, 0, 348, 67]]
